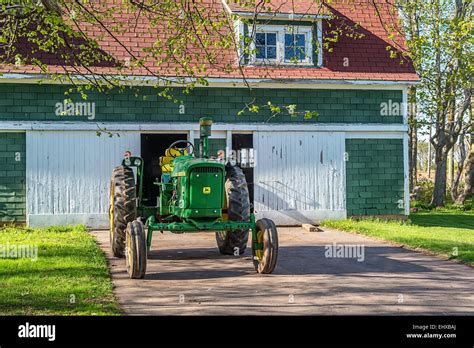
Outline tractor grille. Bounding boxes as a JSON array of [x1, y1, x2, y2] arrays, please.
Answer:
[[192, 167, 222, 174]]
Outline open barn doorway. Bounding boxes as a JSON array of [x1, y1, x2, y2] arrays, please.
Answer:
[[232, 133, 255, 209], [140, 133, 188, 206]]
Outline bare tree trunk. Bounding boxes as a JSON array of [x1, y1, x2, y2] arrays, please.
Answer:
[[428, 119, 433, 178], [456, 143, 474, 204], [455, 93, 473, 204], [413, 124, 418, 184], [451, 135, 466, 201], [431, 147, 447, 206], [448, 148, 454, 189]]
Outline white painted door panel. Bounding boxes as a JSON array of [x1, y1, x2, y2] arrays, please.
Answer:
[[26, 131, 140, 228], [253, 131, 346, 225]]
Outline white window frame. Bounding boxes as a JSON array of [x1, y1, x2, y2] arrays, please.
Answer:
[[247, 24, 321, 67], [254, 30, 279, 63], [283, 29, 312, 64]]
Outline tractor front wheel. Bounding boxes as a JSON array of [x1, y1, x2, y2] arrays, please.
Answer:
[[125, 220, 147, 279], [252, 218, 278, 274]]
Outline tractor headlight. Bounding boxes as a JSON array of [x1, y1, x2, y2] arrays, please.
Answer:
[[134, 158, 142, 166]]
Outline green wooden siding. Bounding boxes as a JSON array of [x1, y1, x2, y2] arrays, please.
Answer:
[[0, 84, 403, 124], [0, 132, 26, 222], [346, 139, 405, 216]]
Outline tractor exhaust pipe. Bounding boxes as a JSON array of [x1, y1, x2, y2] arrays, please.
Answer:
[[199, 117, 213, 158]]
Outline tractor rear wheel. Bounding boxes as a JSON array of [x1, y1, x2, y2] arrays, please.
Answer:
[[125, 220, 147, 279], [252, 218, 278, 274], [216, 165, 250, 255], [109, 165, 137, 258]]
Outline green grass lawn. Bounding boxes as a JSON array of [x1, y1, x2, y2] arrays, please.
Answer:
[[322, 209, 474, 266], [0, 225, 120, 315]]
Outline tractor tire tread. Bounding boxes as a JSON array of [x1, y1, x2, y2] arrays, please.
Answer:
[[110, 165, 137, 258], [216, 165, 250, 255]]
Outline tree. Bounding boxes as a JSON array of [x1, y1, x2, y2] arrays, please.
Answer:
[[450, 133, 468, 200], [416, 141, 432, 174], [456, 99, 474, 204], [428, 0, 473, 206], [379, 0, 473, 206]]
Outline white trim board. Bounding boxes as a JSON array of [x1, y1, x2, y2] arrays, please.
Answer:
[[316, 21, 323, 67], [0, 121, 408, 133], [0, 73, 419, 89], [229, 11, 329, 21], [255, 210, 346, 226], [28, 213, 108, 229], [402, 86, 409, 125], [403, 133, 410, 216], [28, 210, 347, 228]]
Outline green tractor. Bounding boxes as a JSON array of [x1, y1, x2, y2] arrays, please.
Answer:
[[109, 117, 278, 278]]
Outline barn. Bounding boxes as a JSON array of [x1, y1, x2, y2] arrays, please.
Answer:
[[0, 0, 419, 227]]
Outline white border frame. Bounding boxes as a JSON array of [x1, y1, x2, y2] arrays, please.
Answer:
[[252, 29, 280, 64], [403, 133, 410, 216], [316, 20, 323, 67], [248, 24, 314, 66], [220, 0, 330, 21], [0, 74, 419, 88], [0, 121, 408, 133]]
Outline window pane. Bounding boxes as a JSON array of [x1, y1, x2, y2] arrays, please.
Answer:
[[254, 30, 309, 62], [285, 33, 306, 61], [256, 33, 266, 46], [285, 47, 294, 60], [267, 46, 276, 59], [266, 33, 276, 45], [255, 32, 277, 60], [295, 34, 305, 47], [295, 46, 306, 60]]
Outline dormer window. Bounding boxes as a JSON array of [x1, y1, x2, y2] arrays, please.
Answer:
[[245, 24, 321, 66], [255, 32, 277, 60]]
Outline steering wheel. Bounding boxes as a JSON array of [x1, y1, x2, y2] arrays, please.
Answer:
[[168, 140, 194, 157]]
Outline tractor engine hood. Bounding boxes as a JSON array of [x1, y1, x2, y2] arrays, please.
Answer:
[[170, 158, 225, 219], [171, 157, 225, 177]]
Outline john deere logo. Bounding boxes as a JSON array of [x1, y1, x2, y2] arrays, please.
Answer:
[[203, 187, 211, 194]]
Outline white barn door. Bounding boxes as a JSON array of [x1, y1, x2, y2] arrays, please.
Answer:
[[26, 131, 140, 228], [253, 131, 346, 225]]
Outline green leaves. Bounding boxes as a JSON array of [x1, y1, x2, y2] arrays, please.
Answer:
[[249, 104, 260, 113], [237, 100, 319, 122]]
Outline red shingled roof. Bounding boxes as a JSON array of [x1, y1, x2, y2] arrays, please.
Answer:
[[0, 0, 419, 82]]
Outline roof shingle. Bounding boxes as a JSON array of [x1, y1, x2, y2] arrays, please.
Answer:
[[0, 0, 419, 82]]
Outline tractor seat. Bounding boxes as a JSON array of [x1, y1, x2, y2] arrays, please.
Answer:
[[159, 148, 188, 173], [159, 156, 174, 173], [161, 163, 173, 173]]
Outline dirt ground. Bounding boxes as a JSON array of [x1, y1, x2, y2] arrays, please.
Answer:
[[92, 227, 474, 315]]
